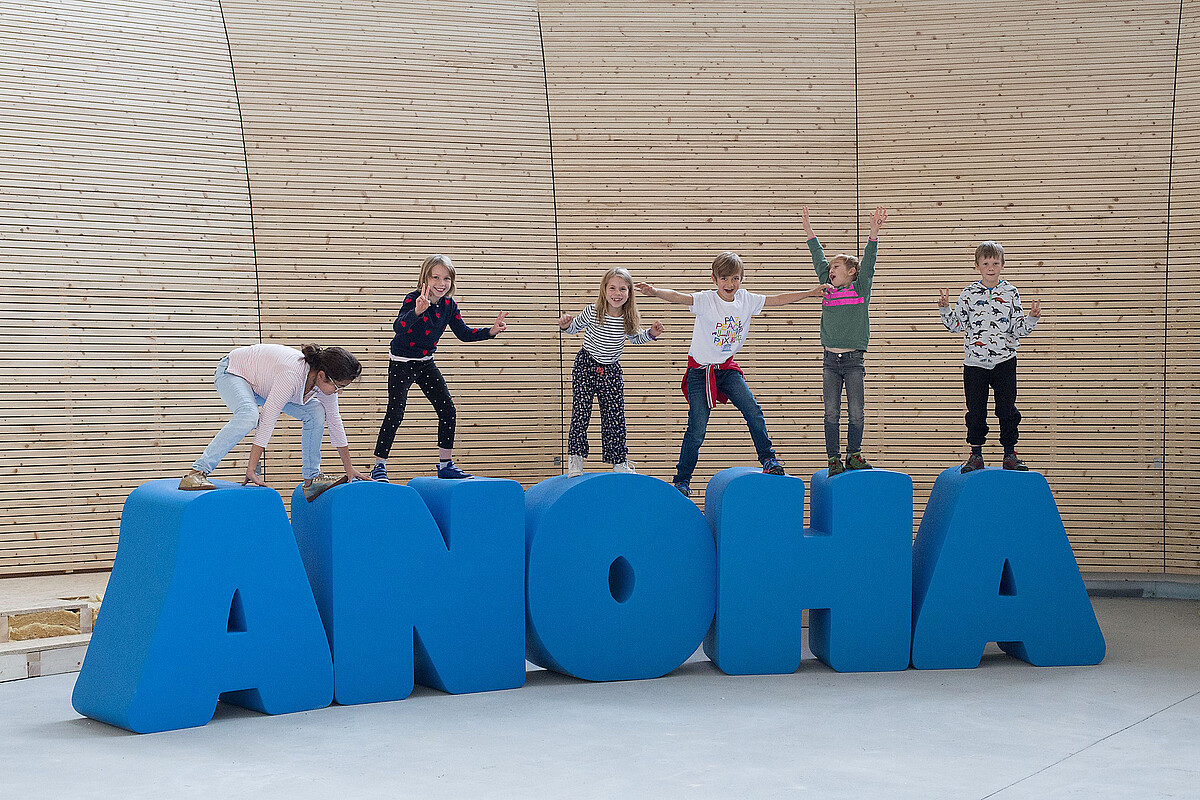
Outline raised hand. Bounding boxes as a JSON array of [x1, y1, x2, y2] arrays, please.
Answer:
[[649, 320, 665, 338], [1030, 299, 1042, 317], [938, 288, 951, 308], [558, 312, 574, 331], [634, 282, 657, 297], [414, 283, 432, 315], [869, 206, 888, 237], [490, 311, 510, 336], [801, 205, 814, 237]]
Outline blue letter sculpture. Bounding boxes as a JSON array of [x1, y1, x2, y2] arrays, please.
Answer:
[[911, 467, 1105, 668], [703, 467, 913, 674], [525, 473, 716, 681], [290, 477, 525, 705], [72, 479, 334, 733]]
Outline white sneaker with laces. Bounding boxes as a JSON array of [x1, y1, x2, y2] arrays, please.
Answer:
[[567, 454, 584, 478], [612, 461, 636, 474]]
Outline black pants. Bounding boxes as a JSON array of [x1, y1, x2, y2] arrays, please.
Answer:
[[964, 356, 1020, 449], [374, 359, 456, 458], [567, 349, 627, 463]]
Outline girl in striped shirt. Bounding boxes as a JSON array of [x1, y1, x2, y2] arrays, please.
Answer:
[[558, 267, 664, 477]]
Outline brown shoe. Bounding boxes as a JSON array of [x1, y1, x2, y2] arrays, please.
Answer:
[[303, 473, 348, 502], [179, 470, 217, 491], [960, 454, 985, 474]]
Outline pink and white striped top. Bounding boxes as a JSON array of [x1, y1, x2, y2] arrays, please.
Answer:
[[226, 344, 349, 449], [821, 286, 866, 307]]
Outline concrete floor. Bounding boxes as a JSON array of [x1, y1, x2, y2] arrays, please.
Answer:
[[0, 596, 1197, 799]]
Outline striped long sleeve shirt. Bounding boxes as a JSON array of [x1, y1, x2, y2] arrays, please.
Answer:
[[226, 344, 349, 449], [563, 304, 656, 364]]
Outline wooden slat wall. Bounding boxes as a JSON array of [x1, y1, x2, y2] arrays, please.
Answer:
[[539, 0, 859, 497], [0, 0, 257, 575], [855, 0, 1177, 570], [2, 0, 1196, 576], [1168, 2, 1200, 574], [219, 0, 559, 498]]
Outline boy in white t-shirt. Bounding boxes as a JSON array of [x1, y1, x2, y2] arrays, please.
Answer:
[[637, 252, 830, 497]]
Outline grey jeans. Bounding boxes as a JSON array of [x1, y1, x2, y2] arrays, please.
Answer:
[[822, 350, 865, 458]]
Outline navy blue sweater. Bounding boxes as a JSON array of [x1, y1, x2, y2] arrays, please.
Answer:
[[389, 292, 492, 359]]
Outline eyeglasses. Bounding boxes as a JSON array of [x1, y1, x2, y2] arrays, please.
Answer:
[[325, 377, 352, 392]]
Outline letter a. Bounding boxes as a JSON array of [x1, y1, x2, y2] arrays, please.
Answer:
[[911, 468, 1105, 669], [72, 480, 334, 733]]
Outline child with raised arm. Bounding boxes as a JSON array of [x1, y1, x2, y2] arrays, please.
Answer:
[[371, 254, 508, 482], [559, 267, 665, 477], [802, 205, 887, 476], [938, 240, 1041, 472], [636, 253, 829, 497]]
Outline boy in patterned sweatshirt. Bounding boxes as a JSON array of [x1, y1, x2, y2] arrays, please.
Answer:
[[803, 205, 888, 476], [938, 240, 1042, 473]]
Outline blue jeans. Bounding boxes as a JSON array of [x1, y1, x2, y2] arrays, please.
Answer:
[[823, 350, 866, 458], [192, 356, 327, 479], [674, 367, 775, 483]]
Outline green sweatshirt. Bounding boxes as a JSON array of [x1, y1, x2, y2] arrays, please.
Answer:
[[809, 236, 878, 351]]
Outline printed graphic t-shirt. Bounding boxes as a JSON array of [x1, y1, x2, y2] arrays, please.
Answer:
[[687, 288, 767, 365]]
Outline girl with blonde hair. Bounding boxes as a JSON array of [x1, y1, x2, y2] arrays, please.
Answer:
[[558, 267, 664, 476]]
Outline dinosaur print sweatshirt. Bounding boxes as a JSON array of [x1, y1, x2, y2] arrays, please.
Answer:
[[939, 280, 1038, 368]]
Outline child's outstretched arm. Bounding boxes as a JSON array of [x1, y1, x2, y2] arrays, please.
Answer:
[[635, 282, 691, 305], [868, 206, 887, 238], [856, 206, 887, 283], [446, 300, 502, 342], [628, 319, 665, 344], [763, 284, 833, 307], [802, 206, 830, 283], [559, 305, 593, 335]]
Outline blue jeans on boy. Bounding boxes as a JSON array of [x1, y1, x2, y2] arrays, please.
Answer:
[[192, 356, 326, 479], [673, 367, 776, 483], [823, 350, 865, 458]]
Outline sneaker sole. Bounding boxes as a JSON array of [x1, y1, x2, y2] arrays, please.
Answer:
[[304, 474, 348, 502]]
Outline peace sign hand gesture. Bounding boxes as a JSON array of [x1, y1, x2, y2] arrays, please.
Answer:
[[938, 288, 951, 308], [490, 311, 510, 336], [414, 283, 433, 315]]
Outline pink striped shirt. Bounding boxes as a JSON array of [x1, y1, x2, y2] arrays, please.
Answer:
[[226, 344, 349, 449], [821, 286, 865, 307]]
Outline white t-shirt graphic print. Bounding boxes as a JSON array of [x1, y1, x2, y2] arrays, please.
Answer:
[[687, 288, 767, 365]]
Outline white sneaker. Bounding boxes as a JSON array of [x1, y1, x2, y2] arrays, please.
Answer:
[[613, 461, 636, 474], [567, 454, 584, 477]]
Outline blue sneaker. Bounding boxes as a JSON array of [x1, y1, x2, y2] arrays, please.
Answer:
[[370, 462, 389, 483], [762, 457, 786, 475], [672, 479, 691, 497], [437, 460, 472, 479]]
